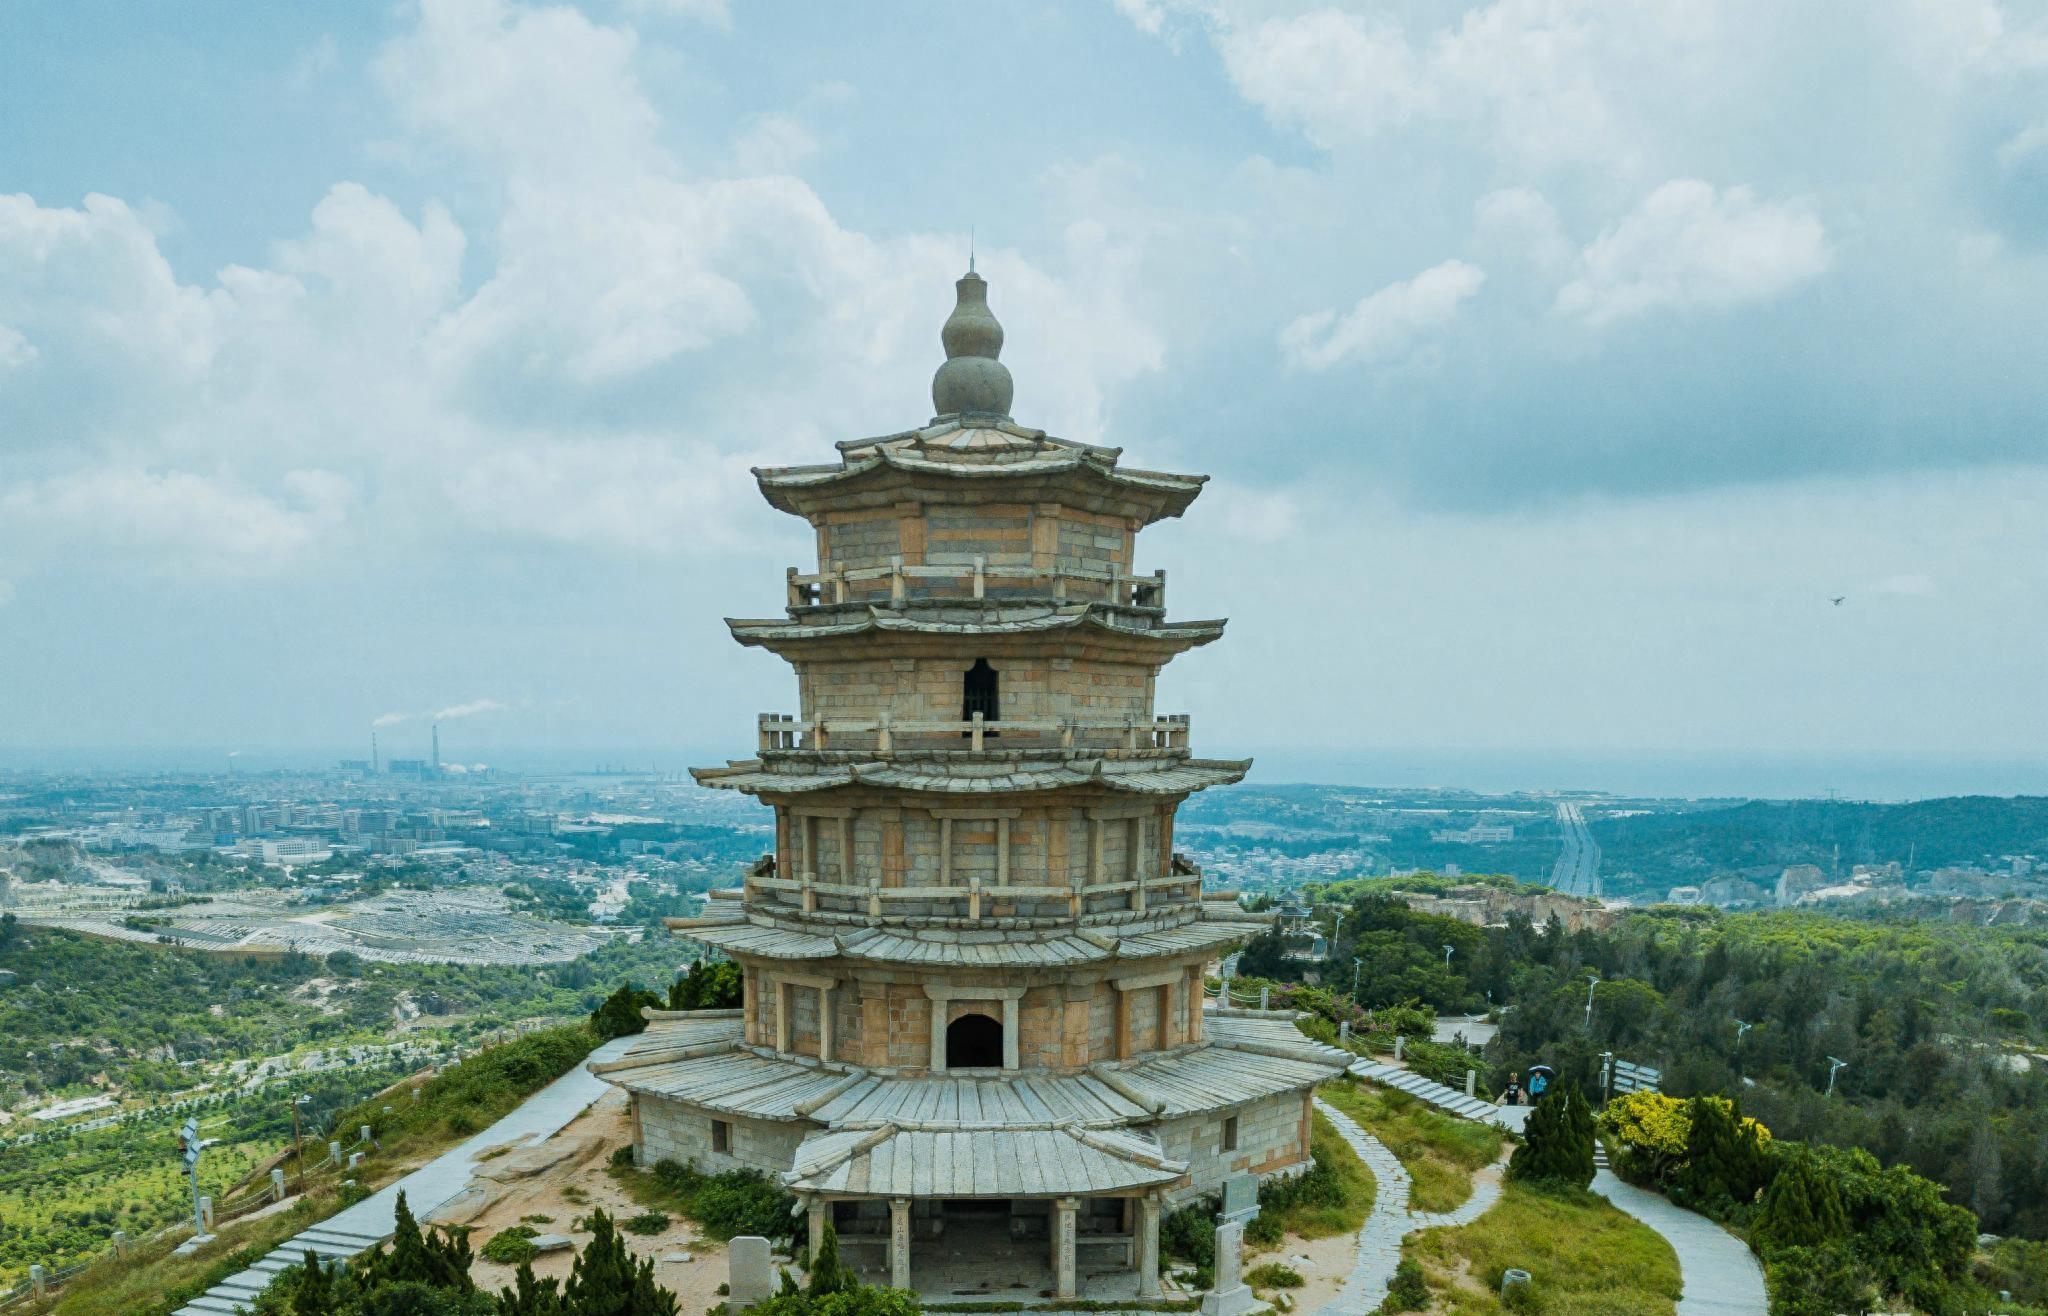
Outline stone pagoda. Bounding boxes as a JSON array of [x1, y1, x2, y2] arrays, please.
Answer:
[[597, 267, 1346, 1301]]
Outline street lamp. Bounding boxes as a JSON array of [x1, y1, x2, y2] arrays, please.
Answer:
[[1351, 956, 1363, 997], [1826, 1056, 1848, 1097], [1442, 944, 1455, 971], [291, 1094, 311, 1193], [1599, 1050, 1615, 1104], [1583, 973, 1601, 1032]]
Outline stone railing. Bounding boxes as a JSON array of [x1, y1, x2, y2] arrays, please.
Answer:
[[757, 712, 1191, 755], [787, 557, 1165, 611], [739, 851, 1209, 921]]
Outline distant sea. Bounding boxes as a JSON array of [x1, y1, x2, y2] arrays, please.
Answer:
[[1, 744, 2041, 804]]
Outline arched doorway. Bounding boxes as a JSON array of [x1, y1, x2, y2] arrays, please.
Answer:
[[945, 1012, 1003, 1069]]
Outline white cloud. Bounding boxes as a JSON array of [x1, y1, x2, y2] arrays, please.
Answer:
[[732, 113, 820, 175], [1280, 259, 1485, 371], [0, 324, 34, 369], [1554, 180, 1829, 327], [622, 0, 730, 25], [0, 468, 355, 576]]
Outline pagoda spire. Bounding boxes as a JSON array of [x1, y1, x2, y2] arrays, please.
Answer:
[[931, 268, 1014, 420]]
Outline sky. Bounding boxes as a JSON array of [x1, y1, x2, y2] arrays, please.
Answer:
[[1, 0, 2045, 799]]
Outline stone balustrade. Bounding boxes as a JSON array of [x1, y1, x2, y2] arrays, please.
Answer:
[[787, 557, 1165, 610], [757, 711, 1192, 755]]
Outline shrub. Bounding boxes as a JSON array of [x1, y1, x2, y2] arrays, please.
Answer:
[[645, 1158, 799, 1243], [611, 1143, 638, 1167], [622, 1210, 670, 1235], [1751, 1150, 1845, 1256], [1382, 1257, 1427, 1311], [1765, 1243, 1872, 1316], [1159, 1200, 1217, 1271], [1675, 1095, 1772, 1217], [481, 1224, 540, 1265], [1246, 1262, 1303, 1289], [1596, 1090, 1690, 1186], [669, 958, 744, 1010]]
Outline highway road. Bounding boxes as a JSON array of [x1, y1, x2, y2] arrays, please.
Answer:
[[1550, 802, 1602, 897]]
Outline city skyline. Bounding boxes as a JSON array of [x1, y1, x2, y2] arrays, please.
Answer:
[[3, 0, 2046, 797]]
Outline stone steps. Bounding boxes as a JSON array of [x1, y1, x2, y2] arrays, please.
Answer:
[[1347, 1060, 1505, 1125], [173, 1227, 390, 1315]]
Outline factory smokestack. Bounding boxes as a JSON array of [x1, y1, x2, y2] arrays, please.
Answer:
[[371, 729, 380, 774], [432, 722, 441, 774]]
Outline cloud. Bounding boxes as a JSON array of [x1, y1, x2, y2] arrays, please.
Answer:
[[0, 468, 355, 576], [1280, 259, 1485, 371], [1554, 180, 1830, 327], [434, 698, 509, 720]]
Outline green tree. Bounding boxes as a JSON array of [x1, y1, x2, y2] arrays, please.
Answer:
[[1752, 1151, 1847, 1255], [589, 984, 661, 1041], [1764, 1244, 1872, 1316], [495, 1262, 564, 1316], [667, 960, 742, 1011], [806, 1223, 852, 1298], [1507, 1085, 1595, 1189], [1676, 1096, 1771, 1214], [561, 1210, 676, 1316]]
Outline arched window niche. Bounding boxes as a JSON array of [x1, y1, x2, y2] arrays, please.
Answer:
[[962, 657, 999, 734], [924, 983, 1025, 1071], [945, 1013, 1003, 1069]]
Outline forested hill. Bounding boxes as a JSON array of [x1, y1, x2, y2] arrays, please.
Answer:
[[1592, 795, 2048, 893], [0, 916, 689, 1104]]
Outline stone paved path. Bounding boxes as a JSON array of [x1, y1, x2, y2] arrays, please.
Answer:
[[1594, 1170, 1767, 1316], [174, 1035, 635, 1315], [1312, 1099, 1503, 1316]]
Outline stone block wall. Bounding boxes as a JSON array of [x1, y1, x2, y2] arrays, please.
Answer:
[[1152, 1090, 1313, 1205], [635, 1094, 806, 1176], [806, 502, 1134, 584], [796, 656, 1154, 728]]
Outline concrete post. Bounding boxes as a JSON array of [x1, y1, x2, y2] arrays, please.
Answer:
[[1394, 1035, 1405, 1062], [889, 1198, 912, 1291], [1137, 1195, 1162, 1299], [1053, 1197, 1079, 1301], [328, 1140, 341, 1164], [1338, 1020, 1350, 1044], [1466, 1069, 1477, 1098], [29, 1265, 46, 1298], [199, 1196, 215, 1232], [1259, 986, 1270, 1010], [112, 1230, 129, 1259], [807, 1198, 827, 1263], [272, 1167, 288, 1201], [359, 1124, 372, 1144]]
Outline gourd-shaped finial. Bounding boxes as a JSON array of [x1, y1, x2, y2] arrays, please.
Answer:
[[931, 269, 1014, 419]]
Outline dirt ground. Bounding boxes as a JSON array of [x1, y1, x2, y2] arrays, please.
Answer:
[[1254, 1227, 1357, 1312], [434, 1088, 731, 1313]]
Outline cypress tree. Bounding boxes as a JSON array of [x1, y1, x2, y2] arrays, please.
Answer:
[[1508, 1084, 1595, 1189], [807, 1222, 851, 1297], [1754, 1152, 1848, 1256], [292, 1250, 334, 1316], [563, 1210, 677, 1316], [497, 1261, 565, 1316]]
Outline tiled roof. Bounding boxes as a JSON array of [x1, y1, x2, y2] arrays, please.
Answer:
[[690, 757, 1252, 797], [782, 1124, 1186, 1198]]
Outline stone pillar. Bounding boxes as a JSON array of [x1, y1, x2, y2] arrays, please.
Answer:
[[1466, 1069, 1477, 1098], [328, 1140, 341, 1165], [112, 1230, 130, 1259], [818, 985, 834, 1065], [1002, 996, 1020, 1070], [199, 1196, 215, 1232], [1053, 1197, 1079, 1300], [775, 980, 792, 1054], [1394, 1034, 1405, 1062], [1199, 1218, 1255, 1316], [930, 1003, 948, 1071], [807, 1198, 828, 1262], [272, 1167, 287, 1200], [1137, 1196, 1162, 1299], [29, 1265, 45, 1298], [889, 1197, 912, 1290]]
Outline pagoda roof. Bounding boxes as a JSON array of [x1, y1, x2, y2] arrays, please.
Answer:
[[723, 605, 1226, 659], [782, 1123, 1185, 1198], [690, 756, 1251, 798], [753, 419, 1206, 523], [596, 1009, 1347, 1129], [668, 910, 1258, 968]]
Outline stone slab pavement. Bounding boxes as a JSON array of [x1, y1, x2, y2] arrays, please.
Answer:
[[1311, 1098, 1503, 1316], [175, 1034, 636, 1315], [1594, 1169, 1767, 1316]]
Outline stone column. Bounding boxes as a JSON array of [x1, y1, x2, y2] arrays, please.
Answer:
[[1002, 996, 1020, 1070], [889, 1197, 912, 1291], [807, 1198, 828, 1262], [818, 984, 834, 1065], [776, 980, 792, 1054], [1053, 1196, 1079, 1300], [1199, 1218, 1255, 1316], [1137, 1196, 1162, 1299]]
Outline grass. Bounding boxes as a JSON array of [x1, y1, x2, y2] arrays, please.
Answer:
[[42, 1026, 601, 1316], [1401, 1182, 1681, 1316], [47, 1196, 329, 1316], [1250, 1111, 1376, 1247], [608, 1157, 798, 1244], [1319, 1080, 1505, 1212]]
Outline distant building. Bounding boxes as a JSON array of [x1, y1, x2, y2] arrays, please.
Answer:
[[1775, 864, 1826, 907], [1430, 824, 1515, 844], [234, 836, 334, 865]]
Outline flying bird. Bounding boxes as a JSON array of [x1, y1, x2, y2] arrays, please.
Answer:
[[1830, 596, 1846, 606]]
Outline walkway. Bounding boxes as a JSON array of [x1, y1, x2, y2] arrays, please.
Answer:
[[1593, 1169, 1767, 1316], [174, 1034, 635, 1316], [1339, 1063, 1762, 1315], [1311, 1098, 1502, 1316]]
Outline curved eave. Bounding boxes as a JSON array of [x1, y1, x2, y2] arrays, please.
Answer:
[[688, 757, 1252, 798], [724, 607, 1227, 661], [675, 916, 1257, 968], [752, 448, 1206, 523]]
